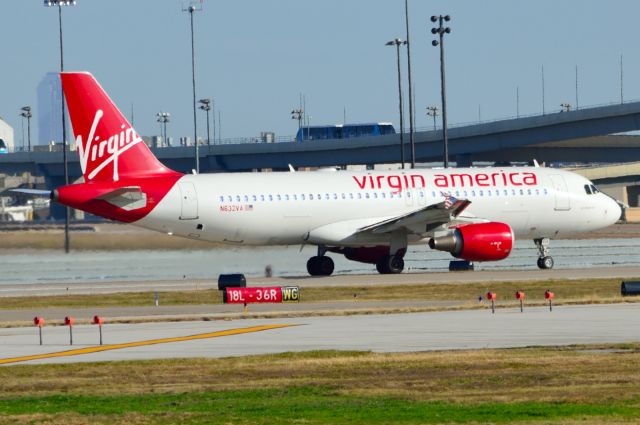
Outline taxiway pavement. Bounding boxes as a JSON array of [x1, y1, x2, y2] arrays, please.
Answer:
[[1, 303, 638, 365], [1, 266, 639, 297]]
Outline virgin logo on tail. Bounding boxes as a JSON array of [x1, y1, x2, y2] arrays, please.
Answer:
[[76, 109, 143, 182]]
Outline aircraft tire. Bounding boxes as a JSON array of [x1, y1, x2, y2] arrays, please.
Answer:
[[376, 255, 404, 274], [388, 255, 405, 274], [376, 261, 388, 274], [307, 256, 320, 276], [318, 256, 335, 276], [307, 256, 334, 276], [537, 256, 554, 270]]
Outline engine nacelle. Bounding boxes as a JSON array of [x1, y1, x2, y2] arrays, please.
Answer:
[[330, 246, 406, 264], [428, 222, 513, 262]]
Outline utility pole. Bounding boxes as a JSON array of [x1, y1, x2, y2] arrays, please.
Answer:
[[541, 65, 546, 115], [620, 54, 624, 104], [199, 99, 211, 146], [404, 0, 415, 168], [20, 107, 32, 152], [156, 112, 170, 147], [183, 1, 202, 172], [426, 106, 439, 131], [386, 38, 407, 169], [575, 65, 579, 109], [45, 0, 76, 254], [291, 108, 304, 141], [431, 15, 451, 168]]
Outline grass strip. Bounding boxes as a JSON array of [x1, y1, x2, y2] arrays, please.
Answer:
[[2, 346, 640, 423], [0, 277, 636, 310], [0, 387, 638, 424]]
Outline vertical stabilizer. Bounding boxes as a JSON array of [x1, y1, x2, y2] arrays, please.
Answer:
[[61, 72, 178, 182]]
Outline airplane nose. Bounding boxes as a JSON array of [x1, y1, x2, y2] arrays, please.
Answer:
[[603, 197, 622, 226]]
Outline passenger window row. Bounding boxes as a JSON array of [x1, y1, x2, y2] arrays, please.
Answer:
[[218, 188, 549, 203]]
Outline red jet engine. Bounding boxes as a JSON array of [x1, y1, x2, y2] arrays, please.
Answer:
[[428, 222, 513, 262]]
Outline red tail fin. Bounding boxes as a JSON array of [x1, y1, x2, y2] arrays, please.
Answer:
[[61, 72, 178, 182]]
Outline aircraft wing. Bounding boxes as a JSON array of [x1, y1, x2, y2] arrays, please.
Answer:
[[355, 198, 472, 236], [305, 197, 474, 245]]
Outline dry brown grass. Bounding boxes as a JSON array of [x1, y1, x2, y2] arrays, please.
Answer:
[[0, 231, 223, 251], [1, 345, 640, 405], [0, 278, 634, 312], [0, 413, 159, 425], [300, 278, 633, 303]]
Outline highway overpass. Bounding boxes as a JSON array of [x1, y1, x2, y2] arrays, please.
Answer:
[[3, 100, 640, 182]]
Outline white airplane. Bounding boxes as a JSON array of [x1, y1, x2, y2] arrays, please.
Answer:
[[47, 72, 622, 276]]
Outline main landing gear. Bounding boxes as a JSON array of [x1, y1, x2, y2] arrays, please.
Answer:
[[307, 246, 335, 276], [375, 254, 405, 274], [534, 238, 554, 269]]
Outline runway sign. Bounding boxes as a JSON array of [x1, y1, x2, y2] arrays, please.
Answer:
[[224, 286, 300, 304]]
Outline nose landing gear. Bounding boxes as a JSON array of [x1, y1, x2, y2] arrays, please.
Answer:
[[534, 238, 554, 269]]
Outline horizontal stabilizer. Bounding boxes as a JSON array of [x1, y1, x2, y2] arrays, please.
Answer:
[[96, 186, 147, 211], [10, 188, 52, 198]]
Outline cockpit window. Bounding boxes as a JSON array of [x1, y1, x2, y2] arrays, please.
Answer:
[[590, 185, 599, 194], [584, 184, 592, 195]]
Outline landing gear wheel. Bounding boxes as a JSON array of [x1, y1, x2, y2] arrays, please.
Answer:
[[534, 238, 553, 270], [388, 255, 404, 274], [376, 255, 405, 274], [537, 256, 554, 270], [306, 256, 334, 276], [317, 256, 334, 276]]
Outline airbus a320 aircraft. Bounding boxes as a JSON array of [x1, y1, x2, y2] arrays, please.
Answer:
[[42, 72, 623, 276]]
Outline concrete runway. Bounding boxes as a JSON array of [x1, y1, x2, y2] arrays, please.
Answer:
[[1, 265, 639, 297], [1, 303, 638, 365]]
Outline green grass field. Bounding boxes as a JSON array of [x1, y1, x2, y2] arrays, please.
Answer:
[[1, 346, 640, 424]]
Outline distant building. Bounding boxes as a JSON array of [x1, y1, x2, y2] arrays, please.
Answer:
[[0, 117, 14, 153], [37, 72, 69, 146]]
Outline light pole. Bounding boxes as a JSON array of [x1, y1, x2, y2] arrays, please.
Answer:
[[212, 100, 216, 144], [404, 0, 415, 168], [199, 99, 211, 146], [45, 0, 76, 253], [183, 1, 202, 172], [291, 108, 303, 141], [431, 15, 451, 168], [426, 106, 439, 131], [156, 112, 170, 146], [20, 107, 32, 152], [386, 38, 407, 169]]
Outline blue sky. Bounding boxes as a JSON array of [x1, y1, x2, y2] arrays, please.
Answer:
[[2, 0, 640, 146]]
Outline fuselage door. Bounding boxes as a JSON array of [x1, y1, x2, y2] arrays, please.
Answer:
[[179, 182, 199, 220], [549, 174, 571, 211]]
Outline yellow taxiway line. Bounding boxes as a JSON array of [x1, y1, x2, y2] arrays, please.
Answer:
[[0, 324, 293, 365]]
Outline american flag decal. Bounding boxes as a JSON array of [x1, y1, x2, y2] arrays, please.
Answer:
[[441, 192, 457, 209]]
